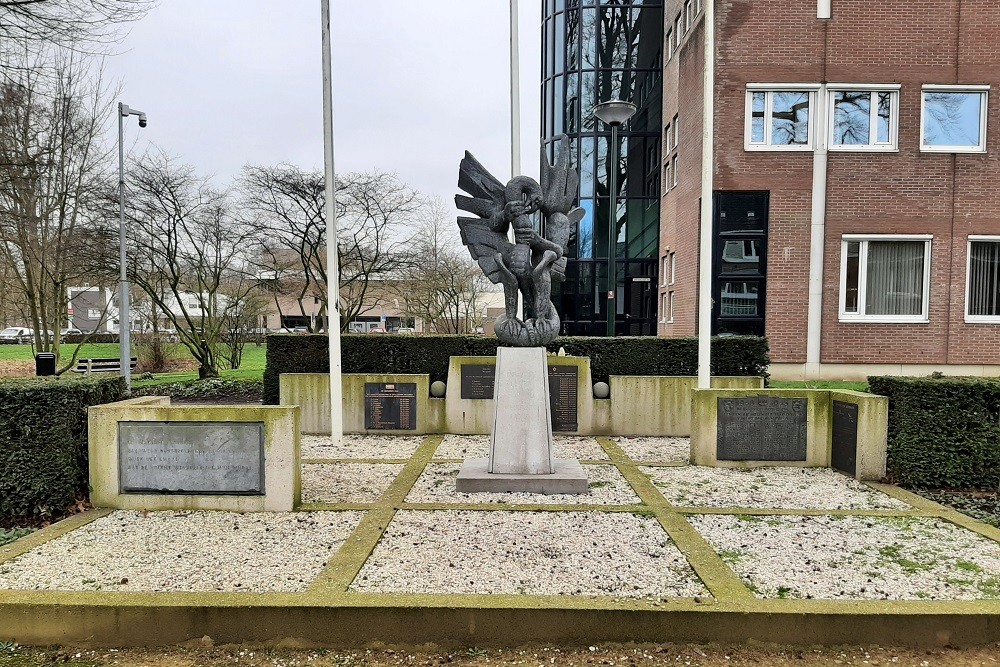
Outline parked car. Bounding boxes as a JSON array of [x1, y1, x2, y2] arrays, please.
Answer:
[[367, 327, 387, 334], [396, 327, 416, 334], [60, 327, 83, 336], [0, 327, 32, 344]]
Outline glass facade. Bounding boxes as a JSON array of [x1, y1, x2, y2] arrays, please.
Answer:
[[542, 0, 663, 336]]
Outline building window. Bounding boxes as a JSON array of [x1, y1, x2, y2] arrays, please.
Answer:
[[669, 251, 676, 284], [675, 14, 682, 42], [966, 237, 1000, 322], [830, 88, 899, 150], [666, 29, 673, 60], [663, 161, 671, 194], [662, 255, 669, 286], [685, 1, 694, 30], [745, 88, 815, 150], [664, 122, 672, 152], [696, 0, 703, 12], [672, 114, 679, 147], [671, 155, 679, 188], [921, 85, 989, 153], [840, 236, 931, 322], [668, 291, 675, 323]]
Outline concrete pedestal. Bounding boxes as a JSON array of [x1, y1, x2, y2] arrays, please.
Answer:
[[456, 347, 588, 494]]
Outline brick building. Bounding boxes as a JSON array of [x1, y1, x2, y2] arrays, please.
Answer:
[[659, 0, 1000, 379]]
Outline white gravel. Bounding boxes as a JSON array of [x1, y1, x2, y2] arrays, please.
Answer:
[[614, 437, 690, 463], [0, 510, 363, 593], [642, 466, 911, 510], [301, 463, 404, 503], [404, 463, 640, 505], [434, 434, 608, 460], [352, 510, 707, 598], [690, 514, 1000, 600], [301, 434, 423, 459]]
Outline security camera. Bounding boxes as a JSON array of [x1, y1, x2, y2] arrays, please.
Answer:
[[138, 114, 147, 128]]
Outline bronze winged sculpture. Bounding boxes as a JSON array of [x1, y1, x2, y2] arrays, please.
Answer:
[[456, 135, 584, 346]]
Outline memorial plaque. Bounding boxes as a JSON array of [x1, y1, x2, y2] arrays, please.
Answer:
[[365, 382, 417, 430], [831, 400, 859, 476], [119, 421, 264, 495], [548, 365, 579, 432], [460, 363, 495, 399], [717, 396, 807, 461]]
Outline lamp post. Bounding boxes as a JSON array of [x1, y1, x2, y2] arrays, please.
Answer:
[[592, 99, 636, 338], [118, 102, 146, 392]]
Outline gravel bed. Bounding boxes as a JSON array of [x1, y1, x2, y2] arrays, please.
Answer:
[[690, 514, 1000, 600], [614, 436, 690, 463], [301, 463, 405, 503], [404, 463, 640, 505], [0, 510, 363, 593], [433, 434, 608, 460], [352, 510, 707, 598], [301, 434, 423, 459], [642, 466, 910, 510]]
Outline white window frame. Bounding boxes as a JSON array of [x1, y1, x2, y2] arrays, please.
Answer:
[[668, 290, 675, 323], [671, 155, 679, 188], [666, 28, 674, 61], [669, 251, 676, 284], [685, 1, 693, 31], [672, 114, 679, 147], [675, 14, 682, 42], [662, 254, 670, 286], [965, 235, 1000, 323], [827, 84, 901, 152], [696, 0, 703, 13], [920, 84, 990, 154], [839, 234, 932, 324], [663, 162, 671, 194], [745, 84, 820, 151], [664, 122, 672, 152]]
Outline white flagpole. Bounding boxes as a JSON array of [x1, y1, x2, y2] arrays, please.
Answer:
[[510, 0, 521, 179], [321, 0, 343, 442]]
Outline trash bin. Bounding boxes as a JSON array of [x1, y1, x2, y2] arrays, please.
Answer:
[[35, 352, 56, 377]]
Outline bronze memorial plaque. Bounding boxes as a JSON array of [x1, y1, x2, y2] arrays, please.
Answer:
[[548, 365, 579, 432], [831, 400, 859, 476], [364, 382, 417, 430], [460, 364, 496, 399], [717, 396, 808, 461], [119, 421, 265, 495]]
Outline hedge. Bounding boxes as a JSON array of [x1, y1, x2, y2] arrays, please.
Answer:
[[868, 375, 1000, 489], [263, 334, 770, 404], [0, 376, 126, 521]]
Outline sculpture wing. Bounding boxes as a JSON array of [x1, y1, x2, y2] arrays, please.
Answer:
[[456, 151, 508, 233], [457, 217, 513, 285], [539, 134, 579, 216]]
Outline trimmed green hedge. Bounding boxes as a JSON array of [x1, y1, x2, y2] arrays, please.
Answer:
[[868, 376, 1000, 489], [0, 376, 126, 521], [263, 334, 770, 404]]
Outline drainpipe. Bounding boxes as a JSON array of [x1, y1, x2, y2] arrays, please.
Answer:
[[805, 83, 829, 379], [696, 0, 716, 389]]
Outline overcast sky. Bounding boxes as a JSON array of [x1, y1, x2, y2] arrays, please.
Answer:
[[102, 0, 542, 215]]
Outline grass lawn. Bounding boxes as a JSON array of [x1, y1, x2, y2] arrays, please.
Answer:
[[769, 379, 869, 392], [0, 343, 121, 362]]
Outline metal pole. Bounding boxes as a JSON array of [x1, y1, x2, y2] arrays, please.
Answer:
[[321, 0, 344, 443], [509, 0, 521, 179], [696, 0, 716, 389], [606, 123, 618, 337], [117, 103, 131, 392]]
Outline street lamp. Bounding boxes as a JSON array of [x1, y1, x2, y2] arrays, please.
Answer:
[[592, 99, 636, 337], [118, 102, 146, 391]]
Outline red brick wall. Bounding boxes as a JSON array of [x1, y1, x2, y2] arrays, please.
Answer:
[[663, 0, 1000, 365]]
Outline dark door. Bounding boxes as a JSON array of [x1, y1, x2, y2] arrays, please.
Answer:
[[712, 192, 768, 336], [620, 260, 657, 335]]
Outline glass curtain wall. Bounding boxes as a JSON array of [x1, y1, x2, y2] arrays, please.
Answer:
[[542, 0, 663, 336]]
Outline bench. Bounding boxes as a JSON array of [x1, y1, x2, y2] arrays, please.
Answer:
[[71, 357, 138, 375]]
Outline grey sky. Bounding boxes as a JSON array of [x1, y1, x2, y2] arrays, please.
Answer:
[[104, 0, 542, 213]]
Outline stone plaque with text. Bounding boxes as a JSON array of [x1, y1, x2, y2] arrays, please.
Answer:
[[548, 365, 579, 432], [365, 382, 417, 430], [717, 396, 807, 461], [460, 364, 496, 399], [831, 400, 859, 476], [119, 421, 264, 495]]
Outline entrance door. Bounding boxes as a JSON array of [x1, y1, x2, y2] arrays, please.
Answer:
[[712, 192, 768, 336]]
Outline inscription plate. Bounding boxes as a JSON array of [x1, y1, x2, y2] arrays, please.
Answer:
[[460, 364, 496, 399], [365, 382, 417, 430], [119, 421, 264, 495], [717, 396, 807, 461], [831, 400, 859, 476], [548, 365, 579, 432]]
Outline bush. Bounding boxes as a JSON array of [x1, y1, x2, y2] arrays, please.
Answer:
[[263, 334, 770, 404], [0, 376, 126, 522], [133, 377, 263, 402], [868, 376, 1000, 489]]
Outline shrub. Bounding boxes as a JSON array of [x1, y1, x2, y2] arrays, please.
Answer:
[[133, 377, 263, 402], [868, 376, 1000, 489], [0, 376, 126, 522], [263, 334, 770, 404]]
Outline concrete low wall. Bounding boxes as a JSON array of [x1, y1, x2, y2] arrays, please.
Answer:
[[690, 388, 888, 480], [280, 360, 762, 437], [88, 397, 300, 511]]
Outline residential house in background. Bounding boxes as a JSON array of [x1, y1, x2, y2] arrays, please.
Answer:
[[67, 286, 115, 333]]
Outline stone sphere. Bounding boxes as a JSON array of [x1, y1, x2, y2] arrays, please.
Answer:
[[430, 380, 447, 398], [593, 381, 610, 399]]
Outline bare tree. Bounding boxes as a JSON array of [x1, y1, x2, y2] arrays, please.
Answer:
[[123, 151, 260, 379], [0, 49, 118, 370], [239, 165, 421, 332]]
